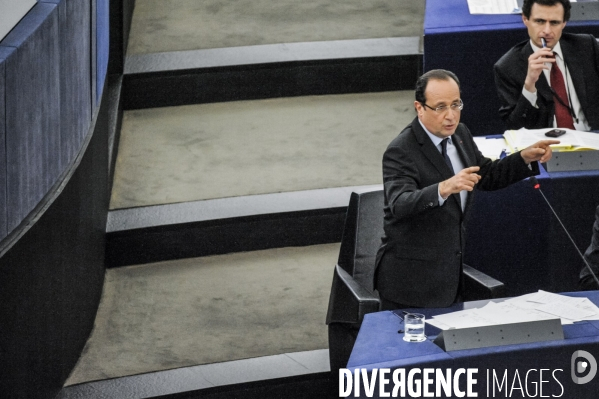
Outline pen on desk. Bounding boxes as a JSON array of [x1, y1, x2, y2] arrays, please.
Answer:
[[391, 310, 409, 320], [395, 311, 410, 333], [390, 311, 411, 333]]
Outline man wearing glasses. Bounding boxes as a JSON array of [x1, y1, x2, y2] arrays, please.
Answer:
[[374, 69, 558, 310], [494, 0, 599, 131]]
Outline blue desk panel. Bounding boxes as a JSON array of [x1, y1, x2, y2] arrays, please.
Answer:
[[465, 166, 599, 297], [347, 292, 599, 398], [424, 0, 599, 136]]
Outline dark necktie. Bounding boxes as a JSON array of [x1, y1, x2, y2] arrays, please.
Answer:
[[550, 53, 575, 129], [440, 138, 454, 172]]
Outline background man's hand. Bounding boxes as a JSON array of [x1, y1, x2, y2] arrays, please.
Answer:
[[525, 47, 555, 93], [439, 166, 481, 198], [520, 140, 560, 164]]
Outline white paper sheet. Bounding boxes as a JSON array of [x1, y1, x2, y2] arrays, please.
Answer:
[[473, 137, 509, 160], [429, 291, 599, 330], [467, 0, 521, 14]]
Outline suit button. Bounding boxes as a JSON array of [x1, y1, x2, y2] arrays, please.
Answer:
[[456, 251, 462, 257]]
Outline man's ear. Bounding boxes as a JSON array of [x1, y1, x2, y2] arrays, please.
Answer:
[[414, 101, 423, 117]]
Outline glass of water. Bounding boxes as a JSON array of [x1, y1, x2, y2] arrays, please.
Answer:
[[403, 313, 426, 342]]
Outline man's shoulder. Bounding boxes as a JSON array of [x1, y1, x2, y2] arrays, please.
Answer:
[[561, 32, 597, 48], [387, 125, 414, 149], [562, 32, 595, 41], [495, 40, 529, 68]]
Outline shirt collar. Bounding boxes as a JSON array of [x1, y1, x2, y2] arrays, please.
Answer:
[[418, 118, 452, 147]]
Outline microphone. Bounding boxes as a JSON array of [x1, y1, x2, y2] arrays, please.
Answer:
[[529, 176, 599, 289]]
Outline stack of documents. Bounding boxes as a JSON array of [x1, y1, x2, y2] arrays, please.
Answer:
[[504, 128, 599, 153], [427, 290, 599, 330]]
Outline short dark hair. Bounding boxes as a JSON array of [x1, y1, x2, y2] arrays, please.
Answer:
[[522, 0, 571, 21], [415, 69, 461, 104]]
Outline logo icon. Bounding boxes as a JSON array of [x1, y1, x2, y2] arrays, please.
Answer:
[[571, 350, 597, 384]]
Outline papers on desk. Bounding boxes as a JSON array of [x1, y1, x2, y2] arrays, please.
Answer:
[[504, 128, 599, 152], [426, 290, 599, 330], [467, 0, 521, 14], [473, 136, 510, 160]]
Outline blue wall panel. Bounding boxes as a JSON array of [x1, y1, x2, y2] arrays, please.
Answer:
[[97, 0, 109, 102], [0, 48, 9, 239], [50, 0, 92, 166], [1, 3, 61, 232]]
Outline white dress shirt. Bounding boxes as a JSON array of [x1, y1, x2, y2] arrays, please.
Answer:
[[522, 40, 590, 131]]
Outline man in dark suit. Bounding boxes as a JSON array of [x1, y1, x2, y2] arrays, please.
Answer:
[[494, 0, 599, 131], [375, 69, 558, 311]]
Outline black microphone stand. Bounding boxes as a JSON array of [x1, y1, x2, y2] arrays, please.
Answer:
[[530, 176, 599, 289]]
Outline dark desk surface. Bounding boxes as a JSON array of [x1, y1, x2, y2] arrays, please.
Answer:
[[347, 291, 599, 398], [423, 0, 599, 135]]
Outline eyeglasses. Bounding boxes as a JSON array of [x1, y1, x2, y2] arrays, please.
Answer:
[[421, 100, 464, 114]]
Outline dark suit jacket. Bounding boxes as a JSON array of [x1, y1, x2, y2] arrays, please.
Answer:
[[375, 118, 538, 308], [494, 33, 599, 130]]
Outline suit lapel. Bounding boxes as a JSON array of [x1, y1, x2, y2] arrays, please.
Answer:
[[411, 119, 454, 180], [450, 129, 472, 213], [561, 39, 587, 110], [452, 130, 473, 167], [412, 119, 464, 214]]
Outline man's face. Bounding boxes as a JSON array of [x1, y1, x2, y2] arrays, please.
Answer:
[[523, 2, 567, 49], [414, 78, 461, 138]]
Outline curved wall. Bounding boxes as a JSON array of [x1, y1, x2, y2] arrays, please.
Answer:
[[0, 0, 115, 397], [0, 1, 96, 239]]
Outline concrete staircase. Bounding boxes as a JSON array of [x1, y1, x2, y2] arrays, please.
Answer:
[[58, 1, 424, 397]]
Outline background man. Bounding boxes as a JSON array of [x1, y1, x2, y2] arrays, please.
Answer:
[[494, 0, 599, 131], [375, 69, 558, 311]]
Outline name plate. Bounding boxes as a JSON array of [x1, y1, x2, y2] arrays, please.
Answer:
[[433, 318, 564, 352], [545, 151, 599, 172]]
